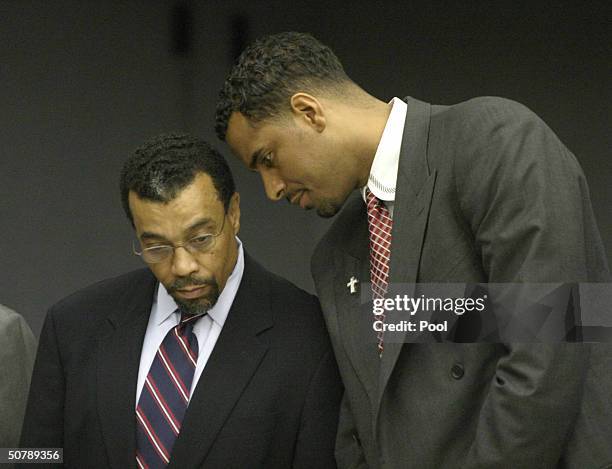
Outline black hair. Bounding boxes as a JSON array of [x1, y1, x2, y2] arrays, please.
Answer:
[[215, 31, 352, 141], [120, 133, 235, 225]]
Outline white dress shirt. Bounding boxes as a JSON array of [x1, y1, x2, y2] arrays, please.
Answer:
[[135, 238, 245, 405], [360, 97, 408, 218]]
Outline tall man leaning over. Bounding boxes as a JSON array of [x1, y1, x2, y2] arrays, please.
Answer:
[[20, 134, 342, 468], [215, 32, 612, 468]]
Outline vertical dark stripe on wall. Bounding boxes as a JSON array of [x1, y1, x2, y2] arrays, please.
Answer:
[[171, 2, 194, 57]]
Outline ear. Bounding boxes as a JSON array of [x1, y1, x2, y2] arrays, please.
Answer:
[[289, 93, 326, 132], [227, 192, 241, 235]]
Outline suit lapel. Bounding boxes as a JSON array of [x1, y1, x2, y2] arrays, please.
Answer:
[[96, 269, 157, 469], [168, 254, 272, 468], [333, 195, 381, 406], [377, 97, 436, 408]]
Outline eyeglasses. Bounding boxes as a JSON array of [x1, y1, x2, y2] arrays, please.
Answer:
[[133, 216, 226, 264]]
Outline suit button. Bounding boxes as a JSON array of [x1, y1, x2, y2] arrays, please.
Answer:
[[451, 363, 465, 379], [352, 432, 361, 446]]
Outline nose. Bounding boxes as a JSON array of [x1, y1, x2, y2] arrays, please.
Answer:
[[260, 170, 286, 201], [171, 246, 199, 278]]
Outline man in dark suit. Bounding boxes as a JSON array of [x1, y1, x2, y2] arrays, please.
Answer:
[[20, 134, 343, 468], [215, 32, 612, 468], [0, 303, 37, 448]]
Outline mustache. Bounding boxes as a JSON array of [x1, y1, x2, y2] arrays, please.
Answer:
[[167, 276, 217, 292]]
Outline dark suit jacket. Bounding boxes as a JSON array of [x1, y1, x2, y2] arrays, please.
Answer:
[[20, 254, 343, 468], [311, 96, 612, 469]]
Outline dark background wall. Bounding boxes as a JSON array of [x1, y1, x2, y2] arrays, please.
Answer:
[[1, 0, 610, 337]]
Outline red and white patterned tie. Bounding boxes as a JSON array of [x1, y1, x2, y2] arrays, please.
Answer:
[[366, 188, 393, 356]]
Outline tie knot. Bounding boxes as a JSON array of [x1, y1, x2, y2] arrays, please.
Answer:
[[365, 187, 377, 204], [179, 311, 205, 325], [365, 188, 385, 211], [177, 310, 206, 334], [366, 188, 391, 220]]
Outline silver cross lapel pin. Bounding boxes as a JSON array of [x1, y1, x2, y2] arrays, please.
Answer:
[[347, 276, 358, 294]]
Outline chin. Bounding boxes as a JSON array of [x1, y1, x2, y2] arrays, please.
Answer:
[[174, 291, 219, 315], [316, 207, 338, 218], [315, 197, 345, 218]]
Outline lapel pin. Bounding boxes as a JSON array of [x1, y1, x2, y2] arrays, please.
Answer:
[[347, 276, 358, 294]]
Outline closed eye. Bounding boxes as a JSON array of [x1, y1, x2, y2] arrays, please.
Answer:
[[189, 234, 214, 248]]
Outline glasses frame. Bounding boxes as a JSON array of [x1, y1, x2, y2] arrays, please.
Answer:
[[132, 215, 227, 264]]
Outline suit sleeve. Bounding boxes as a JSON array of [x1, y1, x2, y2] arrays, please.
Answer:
[[453, 101, 605, 468], [0, 310, 37, 447], [19, 308, 65, 452], [292, 348, 343, 469]]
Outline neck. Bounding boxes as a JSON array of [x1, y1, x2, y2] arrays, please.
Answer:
[[350, 97, 393, 188]]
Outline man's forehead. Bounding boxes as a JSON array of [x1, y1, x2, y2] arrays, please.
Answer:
[[130, 196, 223, 241], [129, 175, 222, 217]]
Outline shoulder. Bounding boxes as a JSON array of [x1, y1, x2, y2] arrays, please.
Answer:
[[424, 96, 570, 175], [0, 305, 36, 367], [0, 304, 32, 337], [47, 268, 155, 324], [432, 96, 538, 123], [431, 96, 551, 146], [0, 303, 21, 326]]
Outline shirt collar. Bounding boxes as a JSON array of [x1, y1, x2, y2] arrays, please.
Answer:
[[361, 97, 408, 202], [152, 237, 245, 328]]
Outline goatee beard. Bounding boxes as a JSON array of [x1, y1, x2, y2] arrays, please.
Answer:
[[168, 276, 220, 315]]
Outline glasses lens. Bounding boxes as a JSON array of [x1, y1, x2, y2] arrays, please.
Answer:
[[189, 234, 216, 252], [142, 246, 172, 263]]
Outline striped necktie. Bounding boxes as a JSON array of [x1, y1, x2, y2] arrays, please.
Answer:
[[136, 310, 204, 468], [366, 188, 393, 356]]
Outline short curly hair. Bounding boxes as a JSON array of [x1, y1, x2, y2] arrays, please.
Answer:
[[120, 133, 235, 225], [215, 31, 352, 141]]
